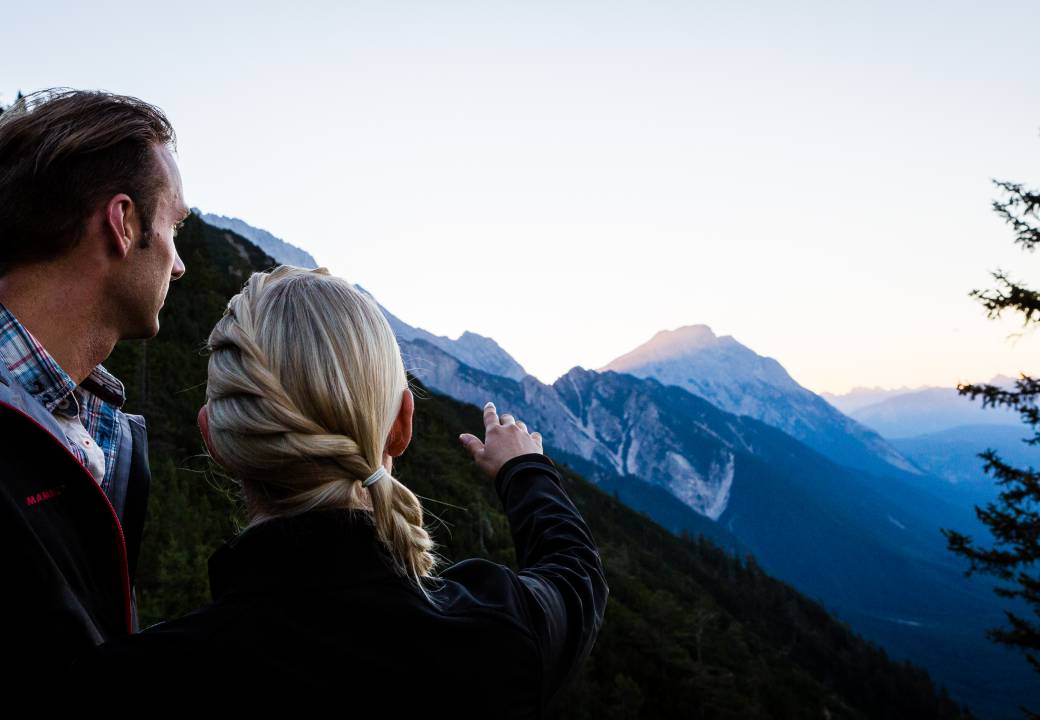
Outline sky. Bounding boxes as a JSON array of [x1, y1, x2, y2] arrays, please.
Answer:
[[4, 0, 1040, 394]]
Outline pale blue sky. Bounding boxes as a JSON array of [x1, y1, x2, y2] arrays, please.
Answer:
[[4, 1, 1040, 393]]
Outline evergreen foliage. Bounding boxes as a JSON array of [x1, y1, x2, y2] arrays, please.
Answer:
[[106, 212, 972, 718], [104, 211, 277, 623], [941, 169, 1040, 718], [0, 91, 24, 116]]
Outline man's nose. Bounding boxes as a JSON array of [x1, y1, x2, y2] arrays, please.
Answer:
[[171, 252, 186, 281]]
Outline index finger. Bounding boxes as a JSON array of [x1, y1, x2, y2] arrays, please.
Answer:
[[483, 401, 499, 430]]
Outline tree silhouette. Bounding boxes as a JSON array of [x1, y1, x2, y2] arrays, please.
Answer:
[[941, 167, 1040, 719]]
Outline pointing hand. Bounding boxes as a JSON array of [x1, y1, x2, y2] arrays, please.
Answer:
[[458, 401, 544, 479]]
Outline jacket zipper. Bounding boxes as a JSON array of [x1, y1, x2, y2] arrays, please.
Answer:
[[0, 400, 134, 633]]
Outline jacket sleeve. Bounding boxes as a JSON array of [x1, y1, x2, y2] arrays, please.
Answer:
[[490, 452, 609, 714]]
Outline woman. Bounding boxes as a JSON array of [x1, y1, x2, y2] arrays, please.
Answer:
[[74, 265, 608, 717]]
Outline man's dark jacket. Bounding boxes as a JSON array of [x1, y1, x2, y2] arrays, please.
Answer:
[[0, 361, 151, 689], [74, 453, 608, 718]]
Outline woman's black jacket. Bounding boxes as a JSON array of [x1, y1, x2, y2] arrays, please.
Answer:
[[72, 453, 609, 717]]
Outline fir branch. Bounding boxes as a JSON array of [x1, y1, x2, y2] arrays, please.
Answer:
[[958, 375, 1040, 442], [968, 271, 1040, 325], [993, 180, 1040, 252]]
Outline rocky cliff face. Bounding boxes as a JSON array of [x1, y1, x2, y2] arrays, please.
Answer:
[[400, 338, 758, 519], [601, 324, 919, 477]]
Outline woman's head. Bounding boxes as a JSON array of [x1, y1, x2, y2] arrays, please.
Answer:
[[202, 265, 441, 601]]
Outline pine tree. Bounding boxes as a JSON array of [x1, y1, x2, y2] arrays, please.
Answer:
[[941, 167, 1040, 719]]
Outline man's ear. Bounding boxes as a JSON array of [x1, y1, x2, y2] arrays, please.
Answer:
[[104, 193, 138, 258], [386, 388, 414, 458]]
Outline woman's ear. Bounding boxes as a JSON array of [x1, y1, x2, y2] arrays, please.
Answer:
[[197, 404, 222, 466], [386, 388, 414, 458]]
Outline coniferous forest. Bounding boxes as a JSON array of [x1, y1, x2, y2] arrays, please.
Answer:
[[104, 212, 974, 718]]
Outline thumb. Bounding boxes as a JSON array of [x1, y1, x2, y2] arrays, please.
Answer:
[[531, 431, 543, 452], [458, 433, 484, 458]]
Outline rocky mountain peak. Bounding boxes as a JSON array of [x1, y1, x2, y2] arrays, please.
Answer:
[[603, 325, 725, 371]]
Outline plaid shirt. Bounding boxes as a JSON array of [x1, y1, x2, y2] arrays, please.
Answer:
[[0, 301, 126, 495]]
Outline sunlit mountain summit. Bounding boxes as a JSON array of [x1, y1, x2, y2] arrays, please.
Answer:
[[600, 324, 918, 476]]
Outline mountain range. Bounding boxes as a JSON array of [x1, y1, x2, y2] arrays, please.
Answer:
[[363, 316, 1032, 718], [600, 325, 920, 477], [373, 293, 528, 382], [103, 210, 974, 719], [138, 209, 1040, 717], [824, 379, 1019, 438], [192, 209, 319, 269]]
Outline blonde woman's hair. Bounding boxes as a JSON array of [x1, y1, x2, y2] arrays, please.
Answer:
[[204, 265, 443, 603]]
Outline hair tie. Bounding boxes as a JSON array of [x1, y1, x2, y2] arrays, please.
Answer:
[[362, 466, 387, 488]]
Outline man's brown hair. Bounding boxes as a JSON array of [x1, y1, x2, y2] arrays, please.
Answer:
[[0, 88, 176, 275]]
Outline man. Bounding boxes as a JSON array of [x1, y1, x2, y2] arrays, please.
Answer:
[[0, 88, 186, 688]]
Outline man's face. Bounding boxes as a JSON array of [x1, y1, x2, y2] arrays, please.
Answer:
[[120, 143, 187, 339]]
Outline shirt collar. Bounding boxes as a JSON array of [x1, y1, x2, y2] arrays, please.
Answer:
[[0, 301, 126, 412]]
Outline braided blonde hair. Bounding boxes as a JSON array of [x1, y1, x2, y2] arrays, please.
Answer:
[[204, 265, 442, 603]]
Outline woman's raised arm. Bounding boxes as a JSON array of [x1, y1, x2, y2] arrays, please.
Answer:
[[457, 402, 610, 714]]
